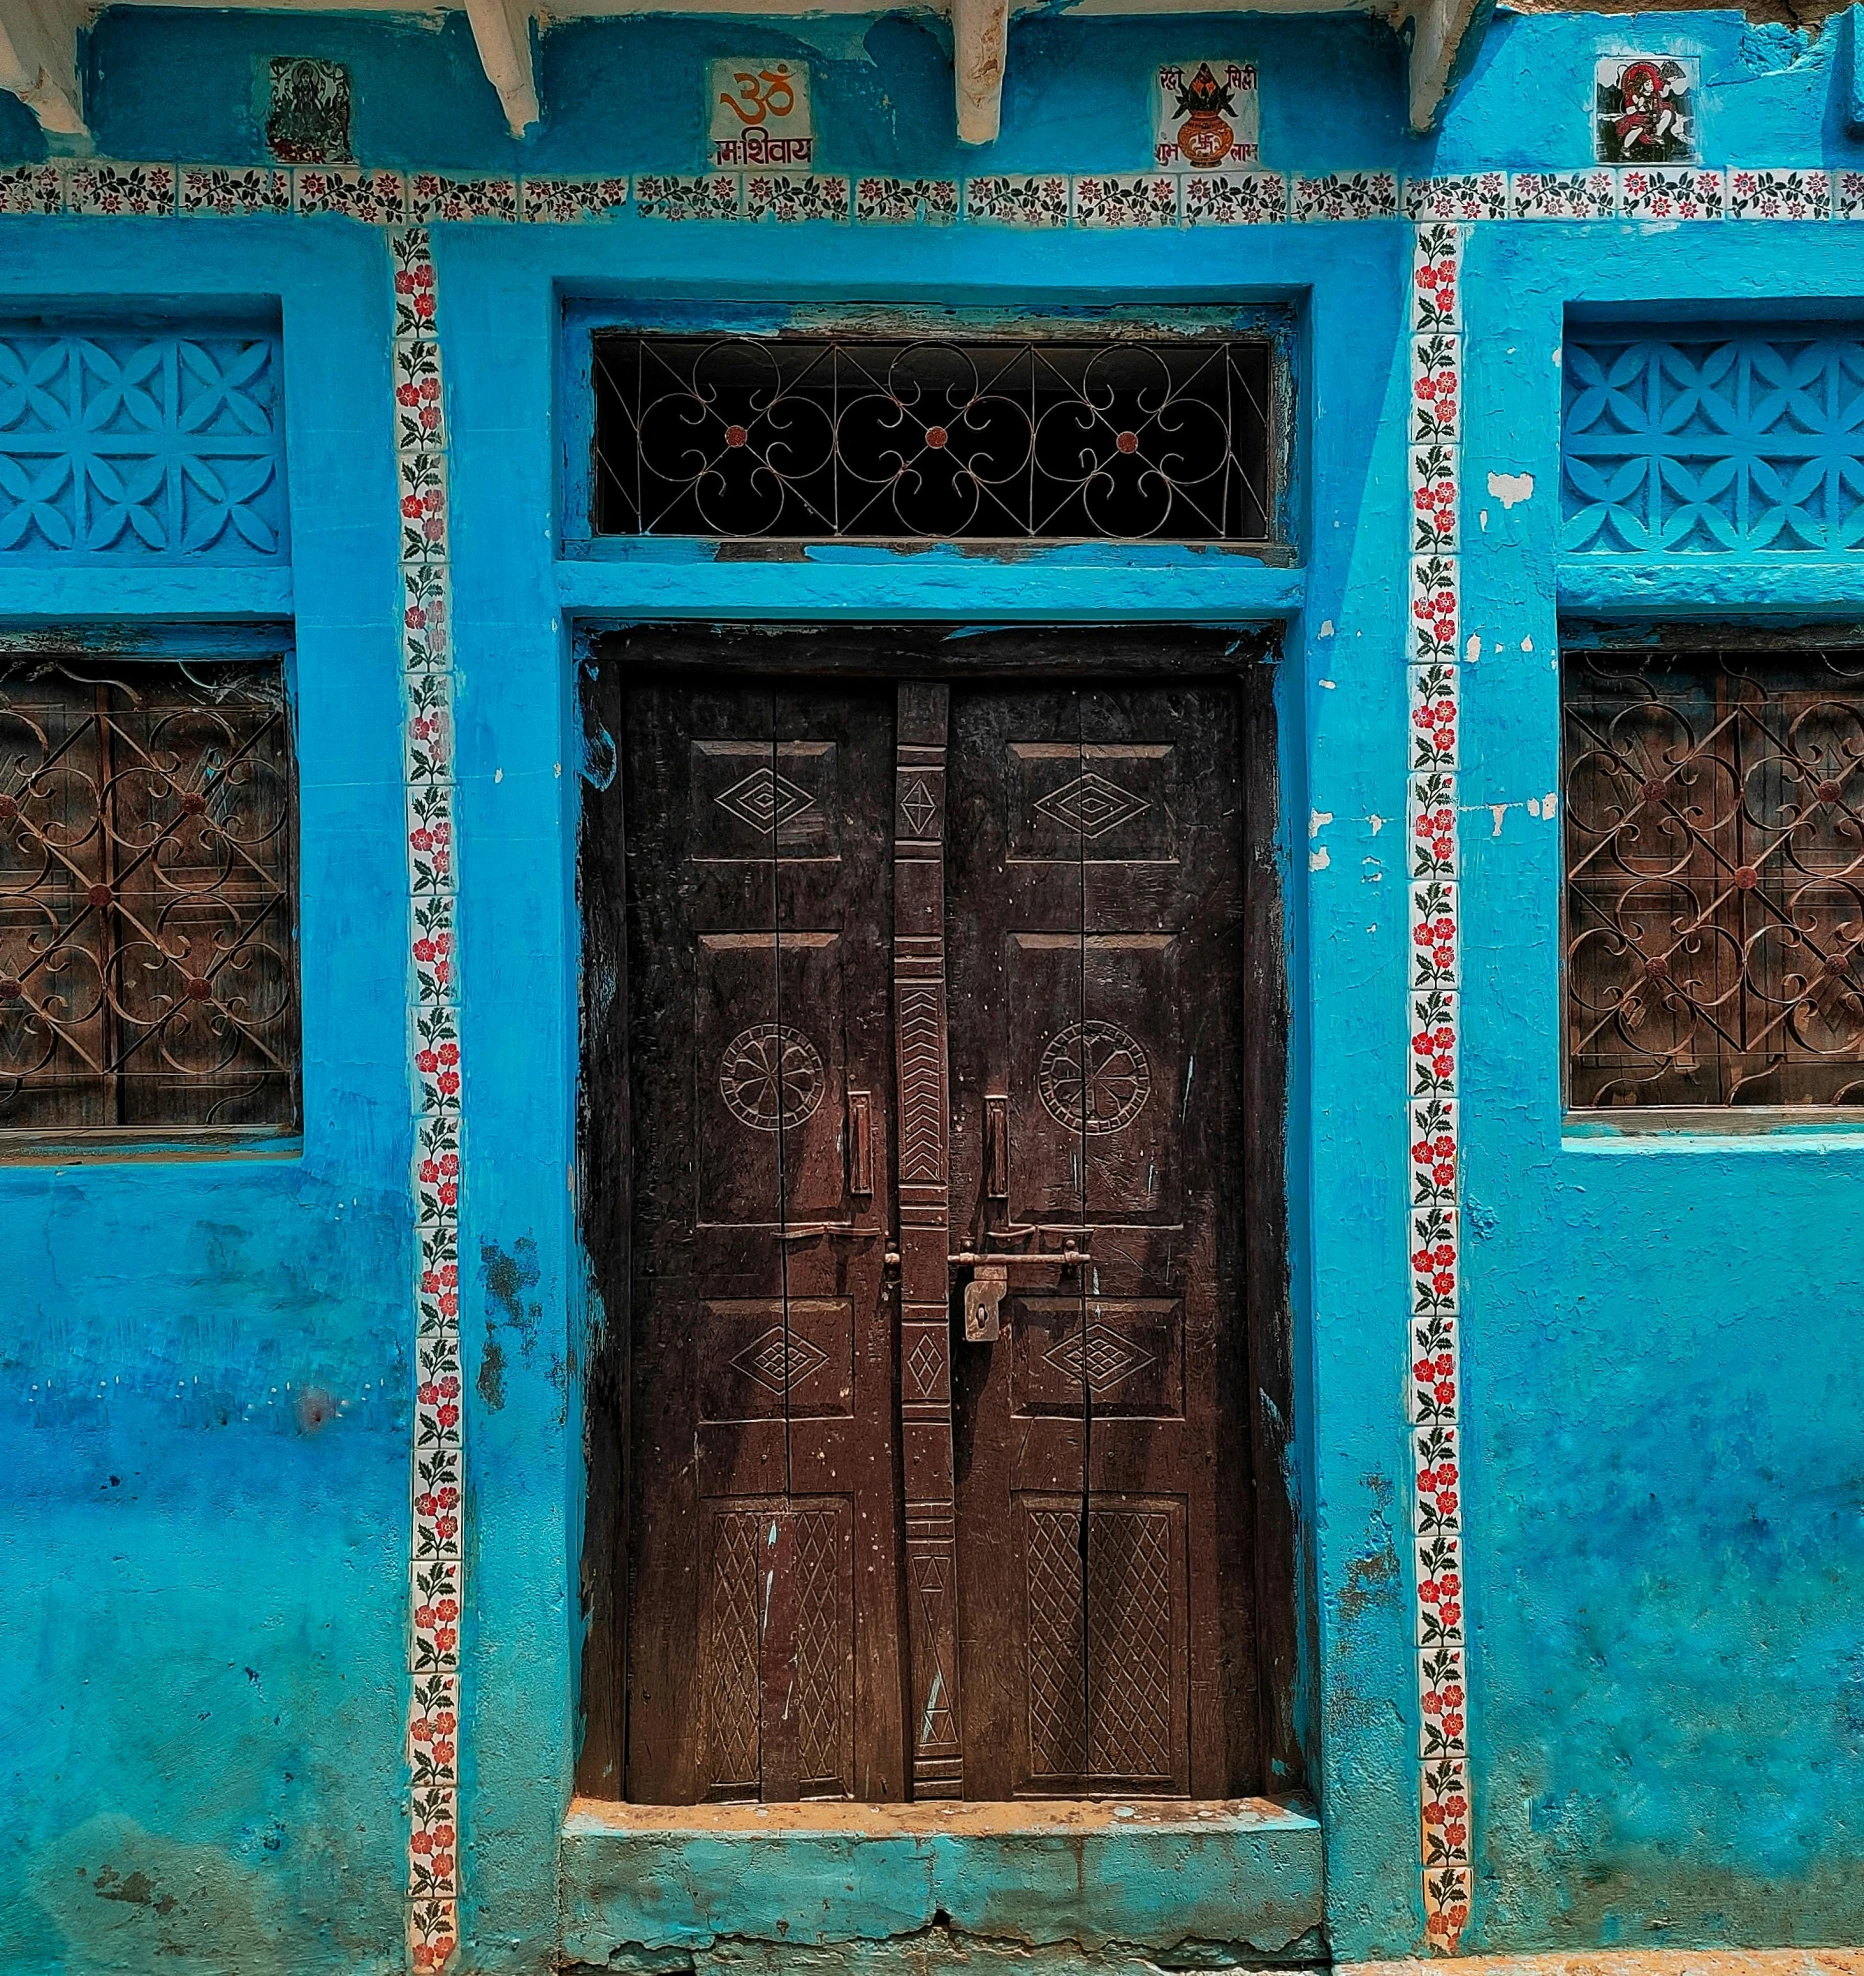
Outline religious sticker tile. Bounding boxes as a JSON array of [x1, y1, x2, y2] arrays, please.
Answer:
[[1182, 170, 1286, 225], [744, 172, 849, 223], [709, 58, 813, 171], [409, 173, 518, 223], [1729, 167, 1832, 219], [1152, 61, 1259, 171], [1073, 173, 1179, 228], [1618, 164, 1724, 219], [294, 167, 407, 223], [963, 175, 1070, 227], [1509, 169, 1616, 220], [633, 173, 741, 222], [1402, 172, 1507, 222], [180, 165, 290, 216], [519, 175, 631, 223], [265, 56, 353, 165], [1594, 55, 1696, 165], [855, 176, 959, 224], [0, 162, 63, 215], [1294, 170, 1397, 221]]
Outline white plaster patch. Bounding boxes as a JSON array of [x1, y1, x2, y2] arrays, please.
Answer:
[[1309, 844, 1331, 870], [1487, 469, 1535, 508], [1368, 812, 1386, 834], [1465, 634, 1481, 663], [1521, 635, 1534, 652], [1542, 789, 1558, 818], [1309, 808, 1333, 837], [1552, 346, 1562, 367], [1362, 857, 1383, 882], [1319, 678, 1337, 689], [1318, 620, 1335, 638], [1489, 803, 1508, 836]]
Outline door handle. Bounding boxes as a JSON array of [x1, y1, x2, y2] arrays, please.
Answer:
[[847, 1089, 872, 1197], [949, 1240, 1089, 1344], [984, 1094, 1008, 1200]]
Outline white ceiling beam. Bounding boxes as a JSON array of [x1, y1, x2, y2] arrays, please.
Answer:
[[0, 0, 89, 139], [952, 0, 1007, 145], [464, 0, 539, 136], [1405, 0, 1486, 131]]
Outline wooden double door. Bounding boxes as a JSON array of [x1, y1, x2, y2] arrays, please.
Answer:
[[611, 667, 1260, 1803]]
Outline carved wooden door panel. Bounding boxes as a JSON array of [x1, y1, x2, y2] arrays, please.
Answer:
[[946, 683, 1255, 1798], [620, 680, 906, 1803]]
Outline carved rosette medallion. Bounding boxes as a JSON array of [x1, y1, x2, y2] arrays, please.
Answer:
[[718, 1021, 825, 1130], [1037, 1019, 1151, 1133]]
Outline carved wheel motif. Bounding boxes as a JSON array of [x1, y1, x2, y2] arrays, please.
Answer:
[[718, 1021, 826, 1131], [1038, 1020, 1151, 1134]]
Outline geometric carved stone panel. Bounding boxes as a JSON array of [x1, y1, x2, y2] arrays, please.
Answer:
[[0, 330, 287, 561]]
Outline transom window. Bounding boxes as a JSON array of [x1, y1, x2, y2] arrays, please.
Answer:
[[591, 332, 1274, 542], [0, 654, 299, 1136], [1564, 646, 1864, 1109]]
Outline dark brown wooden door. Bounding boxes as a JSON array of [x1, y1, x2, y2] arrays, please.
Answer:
[[615, 671, 1256, 1804], [620, 680, 906, 1803], [946, 684, 1255, 1797]]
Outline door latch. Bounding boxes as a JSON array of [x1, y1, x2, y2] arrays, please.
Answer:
[[950, 1240, 1089, 1344]]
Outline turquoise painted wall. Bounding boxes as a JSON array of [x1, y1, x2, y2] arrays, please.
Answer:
[[3, 4, 1864, 1970]]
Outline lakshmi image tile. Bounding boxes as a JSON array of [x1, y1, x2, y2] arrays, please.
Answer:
[[1594, 55, 1697, 165], [709, 58, 813, 170], [1152, 61, 1259, 170], [265, 55, 353, 164]]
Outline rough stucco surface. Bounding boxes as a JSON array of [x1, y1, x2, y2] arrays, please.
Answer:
[[4, 3, 1864, 1971]]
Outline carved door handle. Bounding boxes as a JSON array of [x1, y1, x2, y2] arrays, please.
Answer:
[[984, 1094, 1008, 1200], [847, 1089, 872, 1197]]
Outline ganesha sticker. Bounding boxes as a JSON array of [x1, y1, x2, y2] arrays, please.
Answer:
[[1594, 55, 1696, 164], [1153, 61, 1260, 171]]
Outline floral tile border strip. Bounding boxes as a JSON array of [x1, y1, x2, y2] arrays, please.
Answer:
[[391, 224, 464, 1976], [9, 158, 1863, 226], [1408, 219, 1470, 1956]]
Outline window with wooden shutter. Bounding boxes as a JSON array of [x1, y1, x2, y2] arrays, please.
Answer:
[[0, 654, 299, 1137]]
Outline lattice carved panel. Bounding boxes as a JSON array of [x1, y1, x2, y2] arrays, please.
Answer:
[[1563, 330, 1864, 554], [0, 331, 287, 560]]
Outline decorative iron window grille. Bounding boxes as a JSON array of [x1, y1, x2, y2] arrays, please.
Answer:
[[591, 333, 1273, 541], [0, 656, 299, 1134], [1562, 327, 1864, 555], [1564, 647, 1864, 1108]]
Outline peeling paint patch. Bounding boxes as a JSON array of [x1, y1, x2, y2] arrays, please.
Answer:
[[1487, 469, 1534, 508], [1309, 809, 1333, 838], [1310, 844, 1331, 870]]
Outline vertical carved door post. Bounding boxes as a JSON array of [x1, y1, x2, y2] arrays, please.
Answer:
[[894, 683, 963, 1796]]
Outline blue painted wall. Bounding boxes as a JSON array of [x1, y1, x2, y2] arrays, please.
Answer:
[[4, 5, 1864, 1970]]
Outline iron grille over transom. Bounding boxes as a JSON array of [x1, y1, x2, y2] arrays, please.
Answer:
[[1564, 647, 1864, 1108], [0, 655, 299, 1134], [592, 333, 1273, 541]]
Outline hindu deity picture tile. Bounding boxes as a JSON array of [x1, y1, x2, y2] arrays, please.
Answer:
[[709, 58, 813, 170], [1152, 61, 1259, 171], [1594, 55, 1696, 165], [265, 55, 353, 164]]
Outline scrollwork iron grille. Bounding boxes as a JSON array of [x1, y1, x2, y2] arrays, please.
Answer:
[[591, 333, 1273, 541], [1564, 647, 1864, 1108], [0, 656, 299, 1132]]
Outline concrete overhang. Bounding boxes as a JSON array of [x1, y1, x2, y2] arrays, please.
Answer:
[[1, 0, 1493, 152]]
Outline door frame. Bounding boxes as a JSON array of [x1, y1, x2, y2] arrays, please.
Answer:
[[574, 621, 1300, 1801]]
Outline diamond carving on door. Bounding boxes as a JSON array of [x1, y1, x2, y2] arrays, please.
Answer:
[[610, 673, 1254, 1803]]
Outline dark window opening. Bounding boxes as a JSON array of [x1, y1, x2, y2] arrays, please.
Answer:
[[1564, 645, 1864, 1108], [0, 655, 299, 1135], [592, 333, 1275, 542]]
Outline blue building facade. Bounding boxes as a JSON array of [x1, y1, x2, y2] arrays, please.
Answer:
[[5, 5, 1864, 1970]]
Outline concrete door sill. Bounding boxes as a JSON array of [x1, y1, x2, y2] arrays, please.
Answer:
[[561, 1793, 1323, 1965]]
